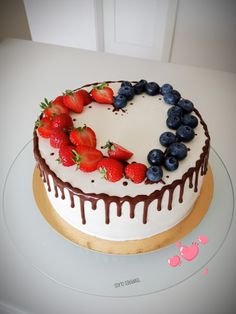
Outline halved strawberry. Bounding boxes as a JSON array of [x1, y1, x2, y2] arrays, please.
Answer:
[[77, 89, 93, 106], [75, 145, 103, 172], [35, 117, 53, 138], [58, 145, 77, 167], [125, 163, 147, 184], [97, 157, 124, 182], [50, 129, 70, 149], [69, 125, 96, 148], [51, 113, 73, 131], [52, 95, 64, 105], [103, 140, 133, 161], [91, 83, 114, 104], [41, 98, 69, 119], [63, 90, 84, 113]]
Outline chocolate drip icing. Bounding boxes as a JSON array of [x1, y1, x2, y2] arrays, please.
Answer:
[[105, 201, 111, 224], [79, 198, 86, 224], [143, 201, 152, 224], [68, 190, 75, 208], [60, 186, 65, 200], [91, 199, 97, 210], [53, 179, 58, 198], [157, 198, 162, 211], [168, 189, 174, 210], [46, 175, 51, 192], [130, 202, 135, 219], [189, 174, 193, 189], [179, 181, 185, 203], [33, 81, 210, 225], [117, 204, 122, 217]]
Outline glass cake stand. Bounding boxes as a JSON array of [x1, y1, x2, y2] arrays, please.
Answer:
[[2, 140, 234, 297]]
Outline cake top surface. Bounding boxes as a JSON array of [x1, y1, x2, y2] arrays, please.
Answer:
[[36, 81, 208, 197]]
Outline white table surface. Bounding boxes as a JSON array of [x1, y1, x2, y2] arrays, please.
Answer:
[[0, 38, 235, 314]]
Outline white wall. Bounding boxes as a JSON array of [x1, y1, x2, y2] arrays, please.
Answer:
[[23, 0, 236, 73], [171, 0, 236, 73]]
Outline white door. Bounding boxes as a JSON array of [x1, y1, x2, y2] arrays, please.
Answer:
[[23, 0, 177, 61]]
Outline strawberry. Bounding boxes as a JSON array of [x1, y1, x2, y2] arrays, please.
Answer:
[[77, 89, 93, 106], [69, 125, 96, 148], [75, 145, 103, 172], [91, 83, 114, 104], [40, 98, 69, 119], [63, 90, 84, 113], [103, 140, 133, 161], [97, 157, 124, 182], [35, 117, 53, 138], [58, 145, 77, 167], [125, 163, 147, 184], [52, 95, 64, 105], [50, 129, 70, 149], [51, 113, 73, 131]]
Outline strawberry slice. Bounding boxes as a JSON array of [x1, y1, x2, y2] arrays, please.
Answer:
[[52, 95, 64, 105], [69, 125, 96, 148], [91, 83, 114, 104], [58, 145, 77, 167], [35, 117, 53, 138], [63, 90, 84, 113], [125, 163, 147, 184], [50, 129, 70, 149], [97, 157, 124, 182], [51, 113, 73, 131], [103, 140, 133, 161], [40, 98, 69, 119], [75, 145, 103, 172], [77, 89, 93, 106]]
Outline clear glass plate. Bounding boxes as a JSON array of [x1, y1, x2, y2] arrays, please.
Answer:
[[2, 141, 234, 297]]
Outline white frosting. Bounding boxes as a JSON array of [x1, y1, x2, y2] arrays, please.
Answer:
[[37, 82, 207, 241]]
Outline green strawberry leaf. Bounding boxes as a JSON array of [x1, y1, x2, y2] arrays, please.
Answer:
[[63, 89, 74, 96], [93, 82, 108, 90]]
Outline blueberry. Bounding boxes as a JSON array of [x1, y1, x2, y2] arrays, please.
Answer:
[[163, 90, 181, 105], [176, 125, 195, 142], [147, 149, 165, 166], [134, 79, 147, 94], [172, 90, 181, 102], [163, 92, 176, 105], [182, 114, 198, 128], [118, 85, 135, 100], [166, 116, 182, 130], [145, 82, 160, 96], [114, 94, 127, 109], [177, 99, 194, 113], [164, 156, 179, 171], [160, 83, 173, 95], [121, 81, 133, 88], [146, 166, 163, 182], [159, 131, 177, 147], [166, 142, 188, 160], [167, 106, 183, 118]]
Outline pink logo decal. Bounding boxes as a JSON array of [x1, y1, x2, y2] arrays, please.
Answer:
[[167, 235, 209, 269], [168, 255, 181, 267], [198, 235, 208, 245], [180, 243, 199, 261]]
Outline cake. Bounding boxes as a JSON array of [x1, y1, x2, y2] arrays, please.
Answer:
[[33, 80, 210, 254]]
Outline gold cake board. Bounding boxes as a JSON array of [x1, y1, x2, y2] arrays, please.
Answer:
[[33, 166, 214, 255]]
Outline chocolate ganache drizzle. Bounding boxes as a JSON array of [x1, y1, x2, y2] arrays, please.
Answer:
[[33, 81, 210, 225]]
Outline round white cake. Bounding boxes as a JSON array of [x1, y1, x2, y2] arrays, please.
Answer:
[[34, 80, 210, 243]]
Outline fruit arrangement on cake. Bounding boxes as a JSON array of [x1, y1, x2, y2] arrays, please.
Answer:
[[33, 80, 210, 253]]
